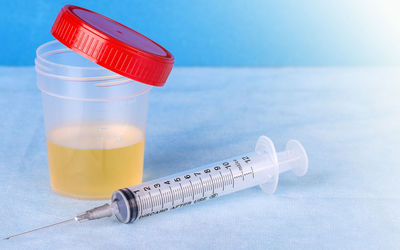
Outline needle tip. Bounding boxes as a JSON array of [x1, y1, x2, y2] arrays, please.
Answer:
[[3, 218, 75, 240]]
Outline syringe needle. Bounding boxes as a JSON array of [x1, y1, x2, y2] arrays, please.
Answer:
[[4, 218, 75, 240], [4, 203, 113, 240]]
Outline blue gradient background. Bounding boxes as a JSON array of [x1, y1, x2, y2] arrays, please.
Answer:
[[1, 0, 399, 66], [1, 1, 400, 249]]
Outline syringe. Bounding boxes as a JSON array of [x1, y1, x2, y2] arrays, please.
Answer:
[[4, 136, 308, 239]]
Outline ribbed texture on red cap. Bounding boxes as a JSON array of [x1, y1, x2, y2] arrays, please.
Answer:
[[51, 5, 174, 87]]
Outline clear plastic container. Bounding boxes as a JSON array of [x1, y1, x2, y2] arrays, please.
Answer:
[[35, 40, 152, 200]]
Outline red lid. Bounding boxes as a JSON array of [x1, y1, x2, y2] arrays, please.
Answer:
[[51, 5, 174, 86]]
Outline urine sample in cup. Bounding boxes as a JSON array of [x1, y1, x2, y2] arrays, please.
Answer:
[[35, 5, 174, 199], [46, 122, 145, 199]]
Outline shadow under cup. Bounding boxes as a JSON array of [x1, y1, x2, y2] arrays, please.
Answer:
[[35, 40, 152, 200]]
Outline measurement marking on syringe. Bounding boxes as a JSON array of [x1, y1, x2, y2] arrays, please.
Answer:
[[209, 174, 215, 194], [189, 180, 194, 200], [179, 183, 184, 202], [228, 168, 235, 188], [234, 159, 245, 181], [240, 168, 244, 181], [199, 177, 205, 197], [137, 194, 143, 216], [169, 186, 174, 206], [250, 166, 255, 179], [148, 192, 154, 212], [219, 171, 225, 191], [159, 189, 164, 209]]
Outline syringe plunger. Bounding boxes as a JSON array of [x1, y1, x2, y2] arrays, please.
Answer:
[[255, 136, 308, 194]]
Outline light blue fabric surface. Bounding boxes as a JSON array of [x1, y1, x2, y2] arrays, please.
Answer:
[[0, 67, 399, 249]]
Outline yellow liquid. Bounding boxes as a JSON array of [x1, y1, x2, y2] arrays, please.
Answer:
[[46, 123, 145, 200]]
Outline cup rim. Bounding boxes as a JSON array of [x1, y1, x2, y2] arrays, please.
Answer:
[[36, 40, 106, 70], [36, 40, 153, 101]]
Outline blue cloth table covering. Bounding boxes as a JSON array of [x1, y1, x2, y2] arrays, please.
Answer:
[[0, 67, 399, 249]]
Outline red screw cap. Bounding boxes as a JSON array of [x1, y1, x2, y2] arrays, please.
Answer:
[[51, 5, 174, 86]]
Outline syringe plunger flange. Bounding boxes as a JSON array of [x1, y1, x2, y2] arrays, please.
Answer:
[[255, 136, 308, 194]]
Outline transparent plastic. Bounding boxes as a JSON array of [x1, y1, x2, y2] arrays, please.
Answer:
[[74, 136, 308, 224], [35, 40, 152, 200]]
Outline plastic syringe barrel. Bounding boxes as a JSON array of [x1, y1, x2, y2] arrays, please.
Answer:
[[110, 136, 308, 224]]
